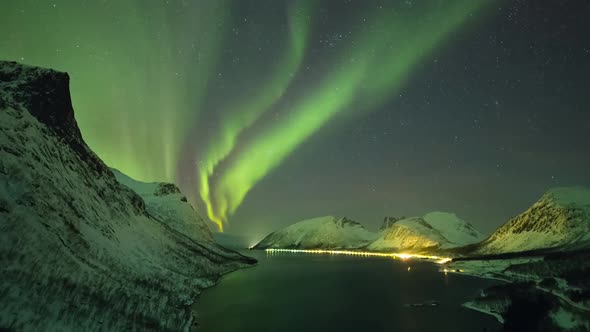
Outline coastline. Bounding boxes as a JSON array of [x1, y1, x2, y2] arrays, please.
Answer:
[[462, 301, 505, 324]]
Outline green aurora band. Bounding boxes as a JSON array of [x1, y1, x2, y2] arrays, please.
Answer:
[[205, 0, 493, 230], [1, 0, 230, 183], [199, 1, 314, 231]]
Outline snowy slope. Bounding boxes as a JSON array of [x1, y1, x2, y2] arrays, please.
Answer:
[[368, 217, 448, 251], [112, 169, 213, 243], [253, 216, 377, 249], [368, 212, 484, 252], [0, 61, 255, 331], [475, 187, 590, 254], [422, 212, 485, 245]]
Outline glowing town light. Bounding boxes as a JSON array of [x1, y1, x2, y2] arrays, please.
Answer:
[[436, 257, 453, 265], [263, 248, 451, 264]]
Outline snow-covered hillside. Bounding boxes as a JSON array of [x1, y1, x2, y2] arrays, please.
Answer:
[[253, 216, 377, 249], [112, 169, 214, 243], [475, 187, 590, 254], [0, 61, 255, 331], [368, 212, 484, 252], [423, 212, 485, 245]]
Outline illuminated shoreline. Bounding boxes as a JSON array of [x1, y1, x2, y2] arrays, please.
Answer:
[[263, 248, 452, 264]]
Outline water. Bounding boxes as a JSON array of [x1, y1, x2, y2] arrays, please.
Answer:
[[194, 251, 501, 332]]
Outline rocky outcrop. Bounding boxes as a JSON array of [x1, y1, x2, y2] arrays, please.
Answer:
[[0, 61, 255, 331], [380, 216, 404, 230], [154, 182, 182, 196]]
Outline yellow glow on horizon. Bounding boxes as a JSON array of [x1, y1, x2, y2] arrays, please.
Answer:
[[263, 248, 452, 265]]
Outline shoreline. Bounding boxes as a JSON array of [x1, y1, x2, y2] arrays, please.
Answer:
[[462, 301, 505, 324], [189, 251, 258, 331], [444, 259, 590, 329], [442, 265, 511, 324]]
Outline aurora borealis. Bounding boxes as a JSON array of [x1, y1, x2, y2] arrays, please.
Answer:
[[2, 0, 589, 237], [200, 0, 490, 230]]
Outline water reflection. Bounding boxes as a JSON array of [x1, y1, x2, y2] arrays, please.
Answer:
[[194, 251, 500, 332]]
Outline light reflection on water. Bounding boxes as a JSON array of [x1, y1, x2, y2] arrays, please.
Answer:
[[193, 251, 500, 332]]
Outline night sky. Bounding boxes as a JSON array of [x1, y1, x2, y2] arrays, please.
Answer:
[[2, 0, 589, 240]]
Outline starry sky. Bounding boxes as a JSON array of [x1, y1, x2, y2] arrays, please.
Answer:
[[2, 0, 589, 240]]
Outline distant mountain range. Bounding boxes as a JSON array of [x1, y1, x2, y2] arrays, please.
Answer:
[[253, 188, 590, 255], [253, 212, 484, 252]]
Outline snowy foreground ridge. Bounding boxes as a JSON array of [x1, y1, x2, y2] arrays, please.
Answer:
[[0, 61, 255, 331]]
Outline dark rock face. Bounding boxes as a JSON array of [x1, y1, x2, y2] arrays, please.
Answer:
[[154, 182, 181, 196], [336, 216, 361, 227], [380, 216, 404, 230], [0, 61, 107, 176], [0, 61, 77, 138]]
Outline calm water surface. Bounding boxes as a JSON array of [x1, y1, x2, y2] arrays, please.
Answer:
[[194, 251, 501, 332]]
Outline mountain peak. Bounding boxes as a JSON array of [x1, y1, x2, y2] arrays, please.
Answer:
[[0, 61, 107, 176], [1, 61, 78, 144], [380, 216, 404, 230], [369, 212, 484, 252], [545, 186, 590, 207], [253, 216, 376, 249], [475, 186, 590, 254]]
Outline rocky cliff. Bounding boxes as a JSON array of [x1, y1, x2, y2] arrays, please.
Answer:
[[0, 61, 255, 331]]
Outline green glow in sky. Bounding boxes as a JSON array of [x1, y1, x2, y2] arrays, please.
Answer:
[[199, 1, 314, 231], [1, 0, 492, 232], [1, 0, 229, 183], [206, 0, 491, 229]]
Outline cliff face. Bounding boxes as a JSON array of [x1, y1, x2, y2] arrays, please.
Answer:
[[0, 61, 255, 331]]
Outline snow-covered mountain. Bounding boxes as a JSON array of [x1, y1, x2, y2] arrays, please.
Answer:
[[253, 216, 377, 249], [0, 61, 255, 331], [368, 212, 485, 252], [474, 187, 590, 254]]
